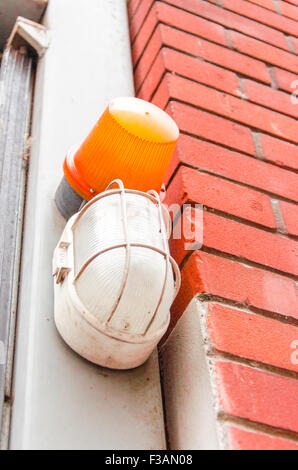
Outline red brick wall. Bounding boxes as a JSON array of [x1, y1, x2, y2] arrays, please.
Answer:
[[128, 0, 298, 450]]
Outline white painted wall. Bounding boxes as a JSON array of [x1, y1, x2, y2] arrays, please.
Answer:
[[10, 0, 166, 450], [160, 299, 219, 450]]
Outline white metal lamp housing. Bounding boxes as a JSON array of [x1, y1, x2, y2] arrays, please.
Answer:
[[53, 180, 180, 369]]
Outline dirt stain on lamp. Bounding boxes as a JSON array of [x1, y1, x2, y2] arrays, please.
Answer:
[[55, 97, 179, 219]]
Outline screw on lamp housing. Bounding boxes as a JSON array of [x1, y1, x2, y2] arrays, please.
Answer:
[[53, 180, 181, 369], [54, 97, 179, 219]]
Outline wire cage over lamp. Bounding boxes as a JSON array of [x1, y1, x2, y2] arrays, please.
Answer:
[[53, 180, 181, 369]]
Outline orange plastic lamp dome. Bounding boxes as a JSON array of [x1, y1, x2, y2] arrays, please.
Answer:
[[63, 97, 179, 200]]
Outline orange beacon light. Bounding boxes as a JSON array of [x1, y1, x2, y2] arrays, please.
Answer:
[[55, 97, 179, 219]]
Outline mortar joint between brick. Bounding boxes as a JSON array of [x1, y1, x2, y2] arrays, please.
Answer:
[[267, 66, 279, 89], [176, 130, 298, 176], [237, 76, 248, 99], [158, 1, 297, 56], [128, 0, 141, 23], [224, 29, 234, 50], [285, 35, 296, 54], [273, 0, 282, 15], [206, 348, 298, 381], [270, 198, 288, 235], [168, 95, 298, 150], [195, 198, 295, 239], [174, 160, 298, 206], [217, 412, 298, 444], [131, 0, 156, 47], [133, 21, 159, 70], [173, 197, 282, 237], [136, 46, 166, 95], [182, 245, 298, 282], [149, 69, 168, 102], [252, 132, 265, 160], [195, 293, 298, 328]]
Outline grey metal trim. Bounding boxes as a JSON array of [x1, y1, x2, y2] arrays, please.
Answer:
[[55, 176, 84, 220], [0, 46, 33, 443]]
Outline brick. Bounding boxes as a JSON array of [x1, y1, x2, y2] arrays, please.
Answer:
[[155, 2, 226, 46], [134, 27, 163, 92], [165, 134, 298, 203], [230, 31, 298, 75], [130, 0, 154, 42], [273, 67, 298, 93], [150, 71, 169, 108], [244, 79, 298, 119], [226, 426, 298, 450], [137, 50, 165, 100], [170, 209, 298, 275], [137, 46, 240, 101], [159, 99, 256, 156], [280, 1, 298, 21], [131, 3, 157, 66], [215, 362, 298, 432], [171, 251, 298, 323], [221, 0, 298, 37], [160, 73, 298, 144], [165, 166, 276, 228], [162, 48, 240, 96], [136, 45, 240, 97], [260, 133, 298, 171], [128, 0, 143, 19], [163, 0, 289, 50], [207, 303, 298, 372], [280, 201, 298, 237], [159, 25, 271, 84], [131, 2, 227, 66]]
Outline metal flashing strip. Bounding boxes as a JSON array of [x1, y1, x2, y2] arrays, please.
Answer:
[[0, 45, 33, 444]]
